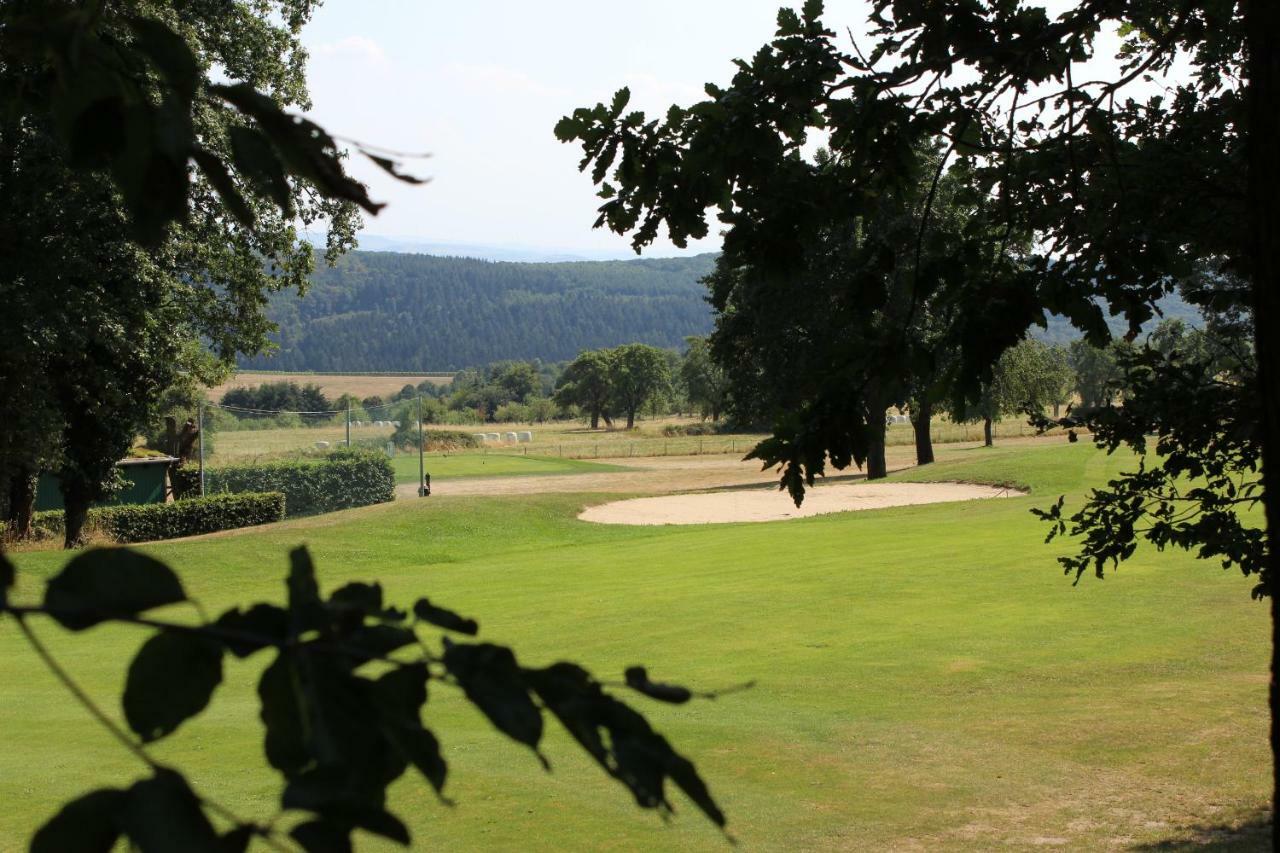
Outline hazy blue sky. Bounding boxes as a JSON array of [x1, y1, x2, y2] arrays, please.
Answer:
[[299, 2, 1139, 258], [300, 1, 817, 257]]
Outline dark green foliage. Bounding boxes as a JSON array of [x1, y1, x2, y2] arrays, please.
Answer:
[[13, 542, 727, 850], [608, 344, 672, 430], [238, 252, 717, 371], [391, 427, 480, 452], [123, 632, 224, 742], [526, 662, 726, 827], [624, 667, 693, 705], [170, 466, 201, 500], [118, 769, 221, 850], [44, 549, 186, 631], [555, 349, 616, 429], [0, 7, 403, 246], [661, 422, 722, 437], [413, 598, 479, 635], [372, 664, 448, 795], [1033, 315, 1265, 593], [680, 336, 730, 422], [215, 604, 290, 658], [31, 493, 286, 544], [0, 550, 13, 611], [443, 641, 546, 759], [221, 381, 334, 414], [29, 788, 128, 853], [207, 450, 393, 517], [102, 493, 287, 544]]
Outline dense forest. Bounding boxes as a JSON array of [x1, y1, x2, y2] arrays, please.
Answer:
[[239, 251, 718, 371], [240, 249, 1200, 371]]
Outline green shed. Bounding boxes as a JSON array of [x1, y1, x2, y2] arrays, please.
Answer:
[[34, 456, 179, 512]]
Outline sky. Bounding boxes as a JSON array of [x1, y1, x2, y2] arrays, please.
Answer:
[[298, 2, 1148, 260], [299, 1, 812, 258]]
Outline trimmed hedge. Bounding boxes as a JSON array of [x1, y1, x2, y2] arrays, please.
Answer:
[[206, 449, 394, 516], [32, 492, 286, 544], [391, 424, 482, 451]]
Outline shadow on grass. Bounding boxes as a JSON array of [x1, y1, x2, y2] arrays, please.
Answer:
[[692, 467, 934, 495], [1129, 812, 1271, 851]]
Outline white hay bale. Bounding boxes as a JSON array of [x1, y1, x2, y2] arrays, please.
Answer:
[[517, 431, 533, 442], [315, 440, 330, 449], [485, 432, 500, 441], [503, 432, 517, 443], [472, 433, 487, 442]]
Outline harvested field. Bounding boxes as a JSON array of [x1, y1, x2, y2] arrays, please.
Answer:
[[212, 371, 454, 401]]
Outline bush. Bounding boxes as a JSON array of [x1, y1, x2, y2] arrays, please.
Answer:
[[31, 492, 286, 543], [170, 465, 200, 500], [206, 449, 394, 516], [424, 429, 482, 451], [390, 421, 481, 451], [493, 402, 531, 423], [662, 422, 722, 437]]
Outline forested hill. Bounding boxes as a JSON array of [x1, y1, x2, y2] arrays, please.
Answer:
[[240, 251, 718, 371]]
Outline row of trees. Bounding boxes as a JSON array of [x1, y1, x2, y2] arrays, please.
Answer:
[[553, 343, 712, 430], [212, 328, 1153, 441], [221, 381, 334, 413]]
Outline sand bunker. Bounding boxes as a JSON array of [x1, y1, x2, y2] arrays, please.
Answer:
[[579, 481, 1024, 525]]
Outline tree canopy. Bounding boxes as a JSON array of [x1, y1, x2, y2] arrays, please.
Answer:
[[0, 2, 729, 847], [559, 0, 1276, 819]]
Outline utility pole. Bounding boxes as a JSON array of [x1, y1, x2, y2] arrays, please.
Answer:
[[417, 395, 426, 496], [197, 400, 206, 497], [346, 403, 351, 447]]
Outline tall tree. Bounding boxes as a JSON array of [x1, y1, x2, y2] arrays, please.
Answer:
[[1, 8, 727, 848], [555, 350, 616, 429], [948, 338, 1068, 447], [697, 150, 1015, 480], [489, 361, 540, 405], [1068, 339, 1127, 411], [609, 344, 671, 430], [680, 337, 731, 421], [0, 0, 374, 544], [557, 0, 1278, 817]]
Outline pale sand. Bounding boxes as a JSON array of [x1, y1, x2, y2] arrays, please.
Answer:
[[578, 481, 1024, 526]]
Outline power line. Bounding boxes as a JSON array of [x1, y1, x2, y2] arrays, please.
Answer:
[[208, 402, 345, 416]]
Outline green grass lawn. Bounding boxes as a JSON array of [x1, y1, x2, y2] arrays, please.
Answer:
[[390, 452, 628, 485], [1, 442, 1269, 850]]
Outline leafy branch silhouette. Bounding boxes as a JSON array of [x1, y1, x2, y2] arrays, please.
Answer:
[[0, 546, 730, 851]]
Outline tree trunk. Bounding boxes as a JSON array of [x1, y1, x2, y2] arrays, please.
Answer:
[[911, 399, 935, 466], [626, 408, 636, 430], [6, 466, 36, 540], [61, 479, 91, 549], [983, 415, 994, 447], [1245, 0, 1280, 827], [590, 408, 600, 430], [866, 392, 888, 480]]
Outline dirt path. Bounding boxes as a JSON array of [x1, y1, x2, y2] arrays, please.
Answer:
[[398, 435, 1063, 500]]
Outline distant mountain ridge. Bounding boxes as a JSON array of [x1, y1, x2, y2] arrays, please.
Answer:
[[240, 251, 718, 371], [242, 248, 1202, 372]]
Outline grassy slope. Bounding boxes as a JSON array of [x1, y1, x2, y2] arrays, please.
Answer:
[[1, 442, 1269, 850]]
